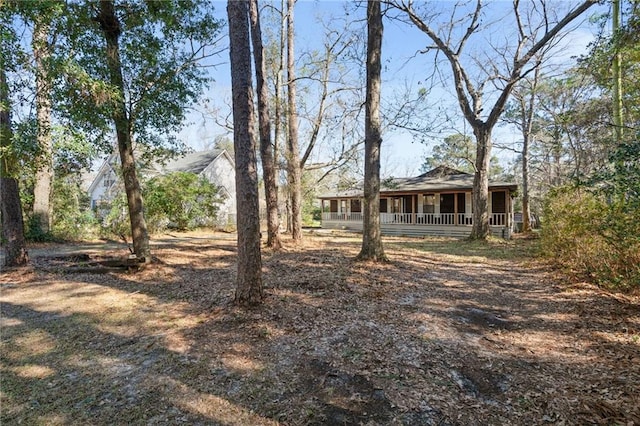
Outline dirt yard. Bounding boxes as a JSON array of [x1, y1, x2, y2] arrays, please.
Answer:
[[1, 231, 639, 425]]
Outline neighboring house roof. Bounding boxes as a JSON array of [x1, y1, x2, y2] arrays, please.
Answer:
[[319, 166, 517, 199], [86, 153, 118, 195], [160, 149, 228, 175]]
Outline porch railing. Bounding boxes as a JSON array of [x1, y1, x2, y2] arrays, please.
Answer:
[[323, 212, 363, 221], [322, 212, 509, 227]]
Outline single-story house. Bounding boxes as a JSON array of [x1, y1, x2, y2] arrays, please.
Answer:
[[319, 166, 518, 239], [87, 148, 236, 226]]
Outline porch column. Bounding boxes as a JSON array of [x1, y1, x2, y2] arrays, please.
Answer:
[[412, 195, 416, 224], [454, 193, 458, 225]]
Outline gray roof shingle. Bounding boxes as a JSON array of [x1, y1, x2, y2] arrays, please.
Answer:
[[319, 166, 517, 198], [162, 149, 224, 174]]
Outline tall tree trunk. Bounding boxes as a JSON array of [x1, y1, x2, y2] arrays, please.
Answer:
[[228, 0, 263, 305], [32, 17, 53, 234], [286, 0, 302, 242], [249, 0, 281, 250], [273, 0, 285, 229], [470, 126, 491, 240], [358, 0, 386, 261], [1, 68, 28, 267], [612, 0, 624, 144], [521, 131, 531, 233], [520, 67, 541, 234], [96, 0, 150, 262]]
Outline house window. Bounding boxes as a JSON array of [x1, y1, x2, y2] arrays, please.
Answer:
[[350, 199, 361, 213], [330, 200, 338, 213], [423, 194, 435, 214], [392, 198, 401, 213], [104, 178, 115, 188]]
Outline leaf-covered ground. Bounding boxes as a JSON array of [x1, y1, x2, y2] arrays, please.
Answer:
[[1, 231, 639, 425]]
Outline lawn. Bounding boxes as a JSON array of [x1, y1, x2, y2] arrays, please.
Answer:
[[1, 231, 639, 425]]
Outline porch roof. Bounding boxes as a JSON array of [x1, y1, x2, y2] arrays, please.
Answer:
[[319, 166, 517, 199]]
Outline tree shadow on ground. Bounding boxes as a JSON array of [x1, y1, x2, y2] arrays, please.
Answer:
[[0, 301, 279, 425], [2, 234, 639, 424]]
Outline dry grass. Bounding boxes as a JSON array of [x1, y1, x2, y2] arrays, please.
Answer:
[[1, 230, 639, 425]]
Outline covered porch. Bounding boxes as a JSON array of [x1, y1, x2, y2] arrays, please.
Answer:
[[320, 190, 514, 239]]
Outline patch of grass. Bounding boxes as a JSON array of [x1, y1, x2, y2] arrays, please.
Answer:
[[387, 235, 540, 262]]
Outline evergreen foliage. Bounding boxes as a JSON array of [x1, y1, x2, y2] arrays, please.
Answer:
[[144, 172, 223, 231]]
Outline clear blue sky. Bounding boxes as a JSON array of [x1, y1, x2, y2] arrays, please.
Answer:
[[182, 0, 603, 177]]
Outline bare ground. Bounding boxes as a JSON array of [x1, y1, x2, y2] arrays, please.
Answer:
[[1, 231, 639, 425]]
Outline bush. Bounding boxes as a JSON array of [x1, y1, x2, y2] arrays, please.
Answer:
[[541, 185, 640, 289], [25, 215, 55, 242], [144, 172, 224, 232], [98, 172, 225, 239], [99, 194, 132, 239], [51, 178, 98, 241]]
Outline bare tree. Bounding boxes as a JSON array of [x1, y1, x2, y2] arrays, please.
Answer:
[[250, 0, 282, 250], [389, 0, 598, 239], [228, 0, 263, 305], [96, 0, 151, 262], [1, 67, 28, 267], [286, 0, 302, 242], [507, 65, 543, 233], [297, 18, 364, 170], [358, 0, 386, 261]]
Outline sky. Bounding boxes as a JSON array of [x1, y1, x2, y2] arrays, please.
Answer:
[[181, 0, 605, 178]]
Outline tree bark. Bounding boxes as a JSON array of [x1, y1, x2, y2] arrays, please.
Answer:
[[1, 68, 28, 267], [470, 126, 491, 239], [32, 17, 53, 234], [228, 0, 263, 305], [521, 130, 531, 233], [358, 0, 386, 261], [520, 68, 541, 234], [249, 0, 282, 250], [612, 0, 624, 144], [286, 0, 302, 242], [96, 0, 150, 262]]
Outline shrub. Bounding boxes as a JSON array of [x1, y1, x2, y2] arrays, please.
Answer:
[[51, 177, 98, 241], [144, 172, 224, 232], [25, 215, 55, 242], [99, 194, 131, 240], [541, 185, 640, 289]]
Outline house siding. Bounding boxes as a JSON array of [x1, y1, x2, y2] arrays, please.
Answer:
[[201, 154, 237, 227]]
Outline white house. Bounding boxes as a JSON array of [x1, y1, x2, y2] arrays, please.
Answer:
[[87, 149, 236, 226], [319, 166, 518, 239]]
